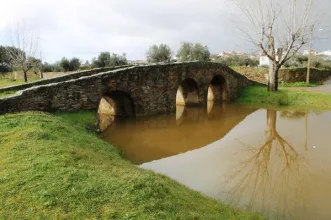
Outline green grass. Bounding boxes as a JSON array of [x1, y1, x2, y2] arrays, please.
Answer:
[[0, 78, 25, 87], [237, 86, 331, 109], [0, 111, 264, 219], [0, 77, 40, 88], [279, 82, 320, 87], [0, 90, 18, 98]]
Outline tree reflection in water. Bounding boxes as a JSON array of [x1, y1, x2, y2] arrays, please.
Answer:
[[226, 109, 312, 219]]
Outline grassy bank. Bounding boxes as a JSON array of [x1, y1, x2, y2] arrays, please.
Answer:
[[237, 86, 331, 108], [0, 112, 263, 219]]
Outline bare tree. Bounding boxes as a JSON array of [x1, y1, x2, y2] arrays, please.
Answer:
[[39, 51, 44, 79], [225, 110, 308, 218], [233, 0, 320, 91], [6, 21, 40, 83]]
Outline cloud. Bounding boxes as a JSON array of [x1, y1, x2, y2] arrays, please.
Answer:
[[0, 0, 330, 62]]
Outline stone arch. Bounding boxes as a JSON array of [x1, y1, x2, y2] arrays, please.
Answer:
[[176, 78, 200, 106], [98, 91, 135, 131], [207, 75, 229, 102]]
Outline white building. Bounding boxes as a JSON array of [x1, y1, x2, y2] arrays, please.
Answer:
[[259, 48, 284, 67], [259, 56, 269, 66], [303, 50, 317, 56]]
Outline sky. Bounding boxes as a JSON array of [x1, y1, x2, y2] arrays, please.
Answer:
[[0, 0, 330, 63]]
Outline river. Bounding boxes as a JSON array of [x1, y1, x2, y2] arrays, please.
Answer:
[[100, 103, 331, 220]]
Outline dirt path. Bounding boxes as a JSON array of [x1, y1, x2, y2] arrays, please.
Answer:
[[309, 77, 331, 94], [283, 77, 331, 94]]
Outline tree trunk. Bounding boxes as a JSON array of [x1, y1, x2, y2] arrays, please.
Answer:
[[267, 109, 277, 137], [40, 71, 44, 79], [23, 71, 28, 83], [306, 25, 314, 84], [268, 63, 279, 91], [305, 110, 308, 151]]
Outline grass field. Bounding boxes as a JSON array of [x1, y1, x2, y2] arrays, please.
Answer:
[[237, 86, 331, 109], [0, 111, 263, 219], [279, 82, 320, 87], [0, 71, 68, 88], [0, 78, 40, 88]]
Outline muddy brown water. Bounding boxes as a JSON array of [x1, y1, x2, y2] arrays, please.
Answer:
[[100, 103, 331, 220]]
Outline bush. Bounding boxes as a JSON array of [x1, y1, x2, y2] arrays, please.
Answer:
[[283, 55, 331, 69], [79, 65, 93, 71], [42, 62, 54, 72], [213, 55, 259, 67], [42, 62, 63, 72]]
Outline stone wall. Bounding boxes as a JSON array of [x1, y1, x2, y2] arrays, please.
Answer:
[[233, 66, 331, 84], [0, 62, 252, 116], [0, 65, 133, 93]]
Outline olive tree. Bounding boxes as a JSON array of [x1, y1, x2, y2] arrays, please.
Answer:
[[177, 42, 210, 62], [93, 52, 111, 67], [0, 46, 13, 72], [233, 0, 318, 91], [69, 57, 81, 71], [59, 57, 81, 72], [59, 57, 70, 72], [28, 57, 42, 75], [146, 44, 172, 63], [92, 52, 127, 67]]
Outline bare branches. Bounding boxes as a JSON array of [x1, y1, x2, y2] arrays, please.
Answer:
[[233, 0, 317, 61], [5, 21, 40, 82], [224, 110, 307, 218], [231, 0, 319, 91]]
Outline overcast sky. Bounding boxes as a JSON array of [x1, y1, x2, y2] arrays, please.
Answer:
[[0, 0, 330, 63]]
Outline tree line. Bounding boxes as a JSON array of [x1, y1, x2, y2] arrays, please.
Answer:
[[146, 42, 211, 63], [7, 40, 320, 84], [0, 47, 128, 74], [0, 47, 83, 74], [0, 41, 212, 73]]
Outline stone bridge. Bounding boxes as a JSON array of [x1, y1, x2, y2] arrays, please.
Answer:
[[0, 62, 253, 117]]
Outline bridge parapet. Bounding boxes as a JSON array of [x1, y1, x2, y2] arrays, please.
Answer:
[[0, 65, 133, 93]]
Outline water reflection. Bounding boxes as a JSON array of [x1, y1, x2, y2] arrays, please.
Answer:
[[280, 110, 306, 119], [138, 107, 331, 220], [226, 109, 308, 219], [100, 103, 257, 164]]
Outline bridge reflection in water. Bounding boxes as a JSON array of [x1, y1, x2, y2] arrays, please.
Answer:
[[99, 103, 257, 164]]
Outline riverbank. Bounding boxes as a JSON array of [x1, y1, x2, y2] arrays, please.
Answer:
[[0, 111, 263, 219], [237, 86, 331, 109]]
